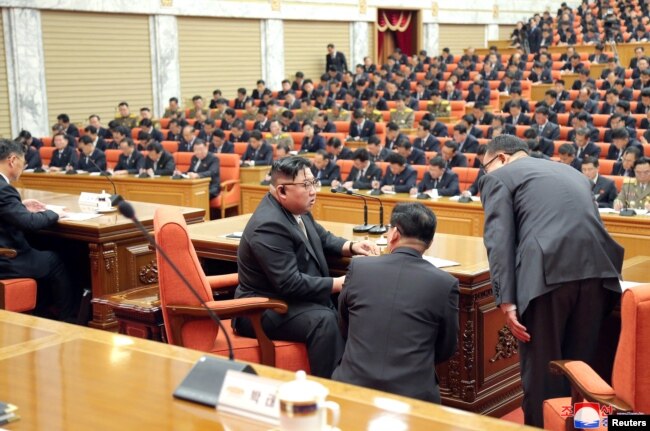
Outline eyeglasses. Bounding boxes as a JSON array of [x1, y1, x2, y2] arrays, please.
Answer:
[[387, 224, 404, 235], [280, 178, 321, 190], [480, 154, 504, 172]]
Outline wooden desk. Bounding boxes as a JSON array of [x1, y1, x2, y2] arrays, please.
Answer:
[[188, 216, 523, 417], [530, 83, 552, 102], [611, 42, 650, 70], [345, 140, 368, 150], [622, 255, 650, 282], [239, 166, 270, 184], [15, 172, 211, 221], [0, 311, 534, 431], [548, 45, 597, 55], [17, 189, 205, 330], [560, 73, 579, 91], [241, 184, 650, 258], [590, 63, 607, 80]]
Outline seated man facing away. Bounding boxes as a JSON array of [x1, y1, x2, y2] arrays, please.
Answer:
[[234, 156, 378, 377], [333, 202, 459, 402], [0, 139, 75, 320]]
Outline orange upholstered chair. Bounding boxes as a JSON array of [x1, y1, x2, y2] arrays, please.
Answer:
[[0, 248, 37, 312], [543, 284, 650, 430], [153, 208, 310, 372], [209, 153, 241, 219]]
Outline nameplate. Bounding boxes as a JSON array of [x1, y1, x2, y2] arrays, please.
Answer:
[[78, 192, 100, 207], [217, 370, 281, 425]]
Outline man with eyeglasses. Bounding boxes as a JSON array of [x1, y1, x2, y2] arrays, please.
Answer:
[[0, 139, 75, 321], [479, 135, 623, 428], [234, 156, 379, 378], [332, 202, 459, 402], [614, 157, 650, 211]]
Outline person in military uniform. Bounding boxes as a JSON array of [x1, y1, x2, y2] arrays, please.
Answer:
[[188, 95, 209, 119], [389, 95, 415, 129], [163, 97, 183, 119], [427, 90, 451, 117], [363, 102, 383, 123], [211, 98, 229, 120], [268, 100, 288, 122], [327, 104, 350, 122], [614, 157, 650, 211], [265, 121, 294, 150], [295, 98, 319, 123], [242, 99, 259, 122], [114, 101, 138, 129]]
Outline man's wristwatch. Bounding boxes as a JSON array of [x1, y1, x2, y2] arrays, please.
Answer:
[[349, 241, 356, 254]]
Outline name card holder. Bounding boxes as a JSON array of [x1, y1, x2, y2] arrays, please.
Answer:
[[217, 370, 282, 425], [79, 192, 100, 207]]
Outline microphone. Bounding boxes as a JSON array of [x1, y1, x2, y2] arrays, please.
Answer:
[[330, 188, 374, 233], [88, 157, 123, 206], [619, 177, 636, 217], [369, 174, 382, 196], [344, 189, 387, 235], [117, 200, 254, 408]]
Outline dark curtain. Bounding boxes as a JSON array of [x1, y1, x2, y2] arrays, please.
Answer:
[[377, 10, 415, 63]]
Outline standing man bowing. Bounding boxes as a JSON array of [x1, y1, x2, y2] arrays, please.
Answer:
[[332, 203, 459, 402], [234, 156, 378, 377], [0, 139, 74, 320], [326, 43, 347, 73], [479, 135, 623, 428]]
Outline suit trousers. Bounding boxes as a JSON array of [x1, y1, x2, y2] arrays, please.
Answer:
[[518, 279, 619, 427], [233, 301, 345, 378]]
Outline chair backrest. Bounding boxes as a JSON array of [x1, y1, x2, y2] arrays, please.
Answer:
[[234, 142, 248, 157], [153, 207, 217, 350], [105, 149, 122, 170], [173, 151, 194, 172], [336, 159, 354, 180], [612, 284, 650, 412], [215, 153, 241, 182], [39, 147, 56, 166], [452, 167, 479, 192], [161, 140, 178, 153]]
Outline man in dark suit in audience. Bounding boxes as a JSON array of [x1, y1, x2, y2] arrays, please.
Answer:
[[413, 120, 440, 152], [241, 130, 274, 167], [77, 136, 106, 172], [530, 107, 560, 157], [332, 202, 458, 402], [558, 143, 582, 171], [505, 102, 531, 126], [347, 109, 376, 141], [581, 157, 618, 208], [607, 128, 643, 161], [209, 129, 235, 154], [299, 123, 326, 154], [612, 147, 640, 177], [0, 140, 74, 321], [441, 141, 468, 169], [378, 153, 417, 193], [479, 135, 622, 428], [234, 156, 377, 377], [325, 138, 352, 162], [48, 133, 78, 172], [326, 43, 347, 73], [572, 127, 601, 159], [175, 139, 220, 199], [412, 156, 460, 196], [142, 141, 175, 176], [396, 139, 426, 166], [367, 136, 390, 163], [452, 124, 479, 154], [113, 138, 145, 174], [333, 148, 382, 190], [311, 150, 340, 186]]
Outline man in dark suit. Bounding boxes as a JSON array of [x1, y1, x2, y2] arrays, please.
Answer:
[[558, 143, 582, 171], [612, 147, 641, 177], [581, 157, 618, 208], [48, 133, 78, 172], [113, 138, 145, 175], [325, 137, 352, 162], [607, 128, 643, 161], [347, 109, 376, 141], [333, 148, 382, 190], [332, 202, 458, 402], [0, 140, 74, 320], [77, 136, 106, 172], [242, 130, 273, 167], [367, 136, 390, 163], [326, 43, 347, 73], [505, 102, 530, 126], [452, 124, 479, 154], [209, 129, 235, 154], [234, 156, 378, 377], [299, 123, 326, 154], [396, 140, 426, 166], [413, 120, 440, 152], [479, 135, 623, 427], [378, 153, 417, 193], [311, 150, 340, 186], [175, 139, 220, 199], [441, 141, 468, 168], [412, 156, 460, 196], [142, 141, 175, 176], [530, 106, 560, 157], [572, 127, 601, 159]]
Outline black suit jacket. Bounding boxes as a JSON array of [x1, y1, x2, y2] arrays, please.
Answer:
[[0, 177, 60, 278], [242, 142, 274, 166], [77, 148, 107, 172], [235, 193, 346, 306], [573, 141, 601, 159], [606, 140, 643, 160], [211, 141, 235, 154], [186, 152, 220, 198], [417, 170, 460, 196], [326, 51, 348, 72], [115, 150, 145, 173], [406, 148, 426, 165], [431, 121, 449, 137], [531, 122, 560, 157], [457, 135, 479, 153], [144, 151, 175, 175], [50, 147, 78, 169], [413, 135, 440, 152], [299, 135, 326, 153], [311, 161, 340, 186], [592, 175, 618, 208], [345, 163, 383, 189], [348, 120, 376, 140], [332, 247, 459, 403], [446, 152, 468, 169], [25, 147, 42, 170], [380, 165, 417, 192]]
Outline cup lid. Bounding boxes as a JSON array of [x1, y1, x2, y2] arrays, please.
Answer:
[[277, 370, 328, 402]]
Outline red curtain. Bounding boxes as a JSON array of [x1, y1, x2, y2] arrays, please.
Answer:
[[377, 9, 415, 62]]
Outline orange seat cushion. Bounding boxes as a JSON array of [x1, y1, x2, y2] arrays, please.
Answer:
[[1, 278, 37, 312]]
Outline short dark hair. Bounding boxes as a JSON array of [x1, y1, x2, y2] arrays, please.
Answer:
[[139, 118, 153, 128], [389, 203, 437, 247], [57, 113, 70, 123], [611, 127, 629, 140], [385, 152, 406, 165], [352, 148, 369, 162], [624, 146, 641, 159], [84, 125, 98, 134], [270, 156, 313, 185], [429, 156, 445, 169], [387, 122, 400, 132], [79, 135, 93, 145], [582, 156, 599, 168], [146, 141, 164, 153], [327, 137, 342, 149], [558, 143, 576, 156], [634, 156, 650, 169], [485, 134, 530, 156], [443, 141, 459, 152], [0, 139, 24, 161], [250, 130, 263, 141]]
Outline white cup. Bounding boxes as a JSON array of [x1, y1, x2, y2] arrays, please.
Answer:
[[277, 370, 340, 431]]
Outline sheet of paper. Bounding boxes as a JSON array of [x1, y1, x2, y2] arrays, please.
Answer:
[[60, 212, 103, 221], [620, 280, 644, 292], [223, 232, 243, 239], [423, 255, 460, 268], [598, 208, 618, 214], [45, 205, 66, 212]]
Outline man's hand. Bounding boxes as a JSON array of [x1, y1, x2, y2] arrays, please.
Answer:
[[50, 207, 69, 219], [23, 199, 47, 213], [187, 172, 199, 179], [501, 304, 530, 342], [332, 275, 346, 293], [351, 240, 380, 256]]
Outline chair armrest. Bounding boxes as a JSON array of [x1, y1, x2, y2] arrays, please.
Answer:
[[207, 273, 239, 293], [549, 360, 633, 412], [0, 248, 17, 259], [220, 179, 240, 192]]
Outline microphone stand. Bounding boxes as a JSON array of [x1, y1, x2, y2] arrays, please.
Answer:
[[330, 188, 374, 232], [88, 157, 123, 206], [342, 189, 388, 234], [619, 177, 636, 216]]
